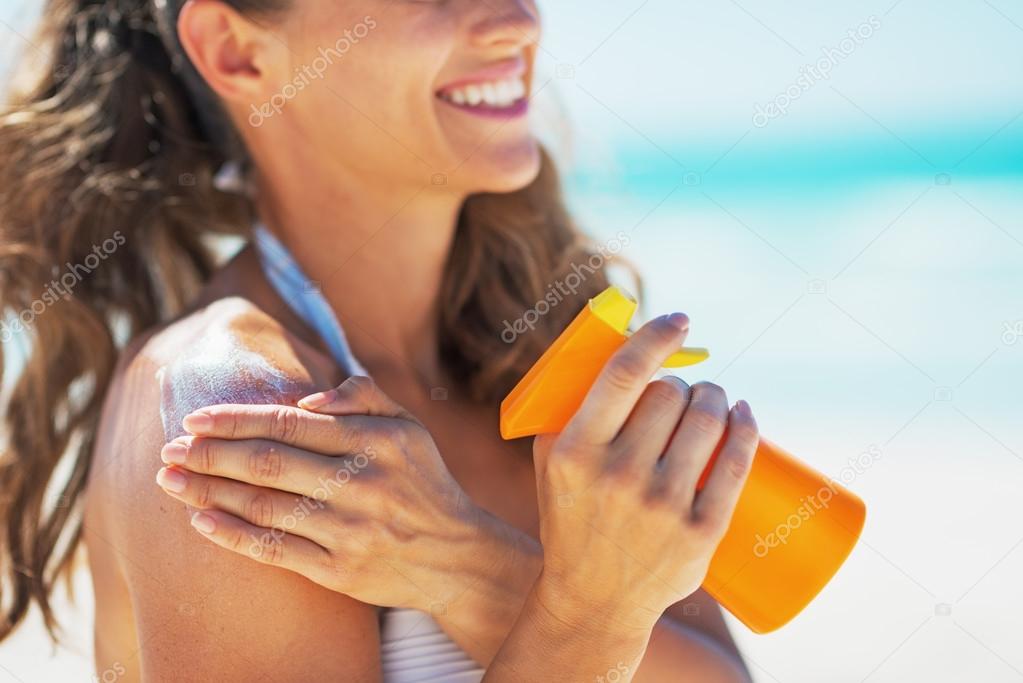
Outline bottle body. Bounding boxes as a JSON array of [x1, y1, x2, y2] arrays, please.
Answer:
[[701, 438, 865, 633], [499, 287, 866, 632]]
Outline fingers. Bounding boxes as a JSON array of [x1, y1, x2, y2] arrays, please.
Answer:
[[563, 313, 690, 446], [182, 404, 378, 455], [161, 436, 356, 496], [659, 382, 730, 504], [612, 376, 691, 470], [299, 376, 417, 423], [693, 400, 759, 532], [156, 466, 338, 547], [186, 508, 331, 577]]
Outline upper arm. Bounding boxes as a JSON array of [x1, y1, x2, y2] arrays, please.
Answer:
[[94, 308, 379, 682]]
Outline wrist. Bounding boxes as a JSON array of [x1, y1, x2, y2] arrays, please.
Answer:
[[438, 506, 542, 631], [521, 576, 653, 672], [532, 569, 661, 639]]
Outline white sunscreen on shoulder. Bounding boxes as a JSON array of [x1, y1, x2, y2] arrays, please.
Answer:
[[157, 330, 306, 440]]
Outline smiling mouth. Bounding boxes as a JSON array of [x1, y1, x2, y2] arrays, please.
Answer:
[[436, 76, 529, 117]]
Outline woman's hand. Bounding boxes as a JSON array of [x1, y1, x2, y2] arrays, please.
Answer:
[[154, 376, 501, 613], [483, 312, 757, 682], [531, 312, 759, 636]]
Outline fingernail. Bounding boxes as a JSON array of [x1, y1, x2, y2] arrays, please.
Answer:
[[735, 399, 751, 415], [665, 312, 689, 332], [161, 442, 188, 465], [156, 467, 187, 493], [190, 511, 216, 534], [299, 389, 337, 411], [182, 412, 213, 434]]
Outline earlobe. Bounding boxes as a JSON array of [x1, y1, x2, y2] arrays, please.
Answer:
[[176, 0, 267, 104]]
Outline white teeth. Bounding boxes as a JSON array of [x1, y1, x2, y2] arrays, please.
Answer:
[[440, 77, 528, 109], [481, 82, 497, 106]]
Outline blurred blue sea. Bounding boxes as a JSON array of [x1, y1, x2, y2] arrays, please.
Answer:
[[2, 0, 1022, 681]]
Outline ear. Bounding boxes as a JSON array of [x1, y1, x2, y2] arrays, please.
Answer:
[[177, 0, 285, 104]]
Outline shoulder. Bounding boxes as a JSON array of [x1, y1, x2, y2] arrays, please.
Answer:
[[86, 297, 378, 681], [91, 296, 338, 489]]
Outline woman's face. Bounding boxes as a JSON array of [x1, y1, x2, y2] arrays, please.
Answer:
[[257, 0, 542, 197]]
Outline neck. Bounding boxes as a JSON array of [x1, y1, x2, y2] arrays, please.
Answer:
[[254, 169, 465, 390]]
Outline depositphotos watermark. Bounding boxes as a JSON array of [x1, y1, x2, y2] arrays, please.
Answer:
[[753, 445, 881, 558], [91, 662, 126, 683], [501, 231, 631, 344], [595, 661, 631, 683], [753, 16, 881, 128], [248, 445, 377, 558], [1002, 320, 1023, 345], [0, 231, 126, 343], [248, 15, 378, 127]]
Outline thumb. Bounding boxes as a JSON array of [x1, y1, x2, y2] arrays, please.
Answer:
[[298, 375, 416, 422]]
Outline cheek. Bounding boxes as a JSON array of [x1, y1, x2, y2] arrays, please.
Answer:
[[288, 13, 452, 138]]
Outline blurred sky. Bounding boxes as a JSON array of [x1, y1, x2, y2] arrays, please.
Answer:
[[1, 1, 1022, 682]]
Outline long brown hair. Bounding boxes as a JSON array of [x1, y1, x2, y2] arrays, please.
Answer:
[[0, 0, 611, 641]]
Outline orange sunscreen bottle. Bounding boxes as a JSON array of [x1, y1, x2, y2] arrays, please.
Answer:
[[500, 286, 866, 633]]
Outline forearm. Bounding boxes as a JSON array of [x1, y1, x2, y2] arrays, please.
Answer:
[[434, 514, 748, 681]]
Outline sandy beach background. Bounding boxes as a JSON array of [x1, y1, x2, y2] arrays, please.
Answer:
[[2, 1, 1022, 681]]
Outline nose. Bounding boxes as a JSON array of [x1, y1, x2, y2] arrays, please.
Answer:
[[468, 0, 540, 49]]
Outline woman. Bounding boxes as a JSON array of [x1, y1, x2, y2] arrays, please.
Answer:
[[0, 0, 760, 679]]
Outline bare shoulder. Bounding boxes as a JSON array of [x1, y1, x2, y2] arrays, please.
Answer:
[[85, 297, 378, 682], [90, 296, 339, 502]]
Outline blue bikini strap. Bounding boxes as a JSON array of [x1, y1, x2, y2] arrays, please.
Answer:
[[251, 222, 368, 378]]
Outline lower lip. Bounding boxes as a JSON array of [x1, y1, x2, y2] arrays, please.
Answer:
[[437, 97, 530, 120]]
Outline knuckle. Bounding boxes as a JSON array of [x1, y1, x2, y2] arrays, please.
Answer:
[[209, 407, 238, 439], [395, 420, 427, 452], [647, 378, 688, 408], [649, 492, 686, 524], [194, 481, 215, 509], [225, 526, 248, 553], [685, 405, 728, 436], [248, 442, 285, 483], [547, 448, 589, 484], [694, 510, 729, 540], [550, 432, 594, 461], [720, 446, 754, 482], [269, 406, 302, 443], [604, 352, 646, 392], [388, 422, 413, 452], [655, 461, 688, 495], [729, 416, 760, 449], [258, 535, 285, 565], [192, 438, 216, 472], [246, 493, 276, 528], [606, 461, 645, 490], [322, 552, 351, 588]]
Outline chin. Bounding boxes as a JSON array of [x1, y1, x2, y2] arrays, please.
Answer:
[[465, 139, 543, 195]]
